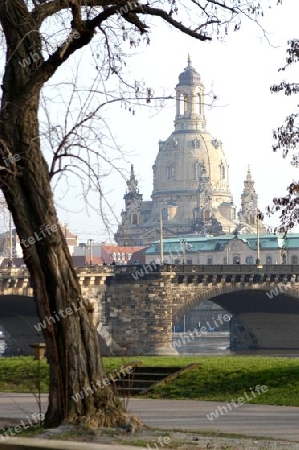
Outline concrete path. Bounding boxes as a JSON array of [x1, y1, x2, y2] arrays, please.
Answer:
[[128, 398, 299, 441], [0, 394, 298, 442]]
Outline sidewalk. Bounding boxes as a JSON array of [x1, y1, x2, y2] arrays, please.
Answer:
[[0, 394, 299, 443]]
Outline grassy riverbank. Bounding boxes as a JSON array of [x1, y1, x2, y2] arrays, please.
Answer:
[[142, 356, 299, 406], [0, 355, 299, 406]]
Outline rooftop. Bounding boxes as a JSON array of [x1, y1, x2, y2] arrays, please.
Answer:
[[145, 234, 299, 254]]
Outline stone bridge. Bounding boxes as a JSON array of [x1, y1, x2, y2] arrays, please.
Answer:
[[1, 265, 299, 355]]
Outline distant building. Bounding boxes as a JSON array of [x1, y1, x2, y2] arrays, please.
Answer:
[[60, 224, 78, 255], [145, 234, 299, 266], [101, 243, 145, 265], [115, 57, 261, 246], [128, 247, 149, 265], [0, 223, 78, 268], [72, 242, 145, 265]]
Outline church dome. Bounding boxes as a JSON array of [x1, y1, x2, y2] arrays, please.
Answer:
[[153, 130, 231, 198], [152, 56, 232, 202]]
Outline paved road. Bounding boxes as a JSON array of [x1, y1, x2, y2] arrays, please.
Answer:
[[0, 394, 298, 442], [128, 398, 299, 441]]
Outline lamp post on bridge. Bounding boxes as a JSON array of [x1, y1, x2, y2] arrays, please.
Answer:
[[226, 245, 230, 265], [180, 238, 188, 264], [159, 208, 163, 265], [248, 200, 263, 267], [8, 212, 13, 269], [256, 209, 263, 268], [159, 201, 168, 265], [256, 214, 260, 265]]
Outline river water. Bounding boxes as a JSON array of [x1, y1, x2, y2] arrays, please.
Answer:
[[172, 332, 299, 358]]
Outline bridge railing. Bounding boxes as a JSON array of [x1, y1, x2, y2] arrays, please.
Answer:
[[0, 266, 115, 277], [1, 264, 299, 279], [74, 266, 115, 274], [0, 268, 29, 277], [161, 264, 299, 274]]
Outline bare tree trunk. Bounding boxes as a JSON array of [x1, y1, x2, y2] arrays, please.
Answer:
[[0, 1, 128, 428]]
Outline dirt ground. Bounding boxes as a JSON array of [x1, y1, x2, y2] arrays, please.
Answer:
[[34, 425, 299, 450]]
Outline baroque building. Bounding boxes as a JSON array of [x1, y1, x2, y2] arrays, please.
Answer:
[[115, 57, 259, 246], [144, 234, 294, 266]]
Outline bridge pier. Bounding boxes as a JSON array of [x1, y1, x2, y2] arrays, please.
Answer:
[[145, 271, 179, 355], [103, 270, 179, 355], [229, 316, 259, 350]]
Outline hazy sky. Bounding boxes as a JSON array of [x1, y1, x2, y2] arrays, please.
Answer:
[[3, 1, 299, 243]]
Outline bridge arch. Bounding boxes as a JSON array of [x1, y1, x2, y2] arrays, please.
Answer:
[[172, 283, 299, 320], [171, 283, 299, 350], [0, 294, 40, 355], [0, 268, 111, 356]]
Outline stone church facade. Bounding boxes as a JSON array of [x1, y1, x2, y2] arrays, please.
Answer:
[[115, 57, 259, 246]]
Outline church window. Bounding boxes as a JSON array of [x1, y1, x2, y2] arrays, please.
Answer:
[[233, 256, 240, 264], [266, 256, 273, 265], [197, 93, 201, 115], [167, 165, 174, 179], [162, 207, 168, 221], [193, 164, 197, 180], [152, 164, 156, 180], [204, 210, 209, 221], [131, 213, 138, 225], [192, 138, 200, 149], [220, 165, 225, 180], [246, 256, 254, 264], [248, 214, 254, 225], [179, 94, 184, 115], [207, 256, 213, 265], [184, 94, 188, 114], [194, 162, 206, 180], [291, 255, 298, 264]]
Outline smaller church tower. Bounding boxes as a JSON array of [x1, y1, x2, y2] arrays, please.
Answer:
[[240, 167, 258, 226], [121, 164, 143, 227], [114, 165, 145, 245], [123, 164, 143, 218]]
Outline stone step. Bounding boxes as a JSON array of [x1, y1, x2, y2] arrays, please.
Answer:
[[116, 379, 166, 388], [130, 366, 180, 373], [111, 366, 182, 396], [121, 372, 177, 380]]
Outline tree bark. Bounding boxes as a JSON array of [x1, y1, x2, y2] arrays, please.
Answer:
[[0, 0, 129, 428]]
